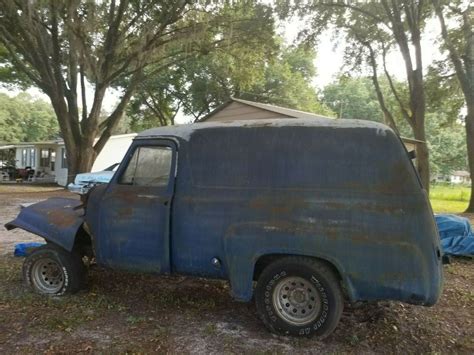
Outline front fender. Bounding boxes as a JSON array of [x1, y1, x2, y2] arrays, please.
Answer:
[[5, 197, 84, 252]]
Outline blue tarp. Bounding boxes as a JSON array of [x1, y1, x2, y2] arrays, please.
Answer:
[[14, 242, 45, 257], [435, 214, 474, 256]]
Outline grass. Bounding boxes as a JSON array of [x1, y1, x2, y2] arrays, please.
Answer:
[[430, 184, 471, 213]]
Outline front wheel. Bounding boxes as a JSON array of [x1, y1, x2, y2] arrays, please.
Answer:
[[255, 256, 343, 338], [23, 244, 86, 296]]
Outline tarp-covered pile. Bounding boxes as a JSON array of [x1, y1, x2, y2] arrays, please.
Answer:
[[435, 214, 474, 256]]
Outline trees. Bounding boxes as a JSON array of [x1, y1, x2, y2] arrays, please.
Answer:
[[126, 4, 277, 130], [0, 94, 23, 142], [427, 113, 467, 177], [284, 0, 432, 189], [321, 76, 383, 121], [0, 0, 272, 181], [128, 40, 333, 130], [238, 44, 333, 116], [0, 93, 59, 143], [432, 0, 474, 211]]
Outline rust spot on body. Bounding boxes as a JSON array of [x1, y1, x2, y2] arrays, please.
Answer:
[[249, 196, 309, 215], [47, 209, 79, 228]]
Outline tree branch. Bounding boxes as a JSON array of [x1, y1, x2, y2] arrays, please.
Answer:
[[320, 2, 388, 27], [94, 71, 143, 154], [80, 64, 88, 122], [365, 42, 400, 133], [382, 44, 413, 127], [432, 0, 470, 100], [0, 36, 47, 91]]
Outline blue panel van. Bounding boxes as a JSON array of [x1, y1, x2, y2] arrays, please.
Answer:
[[6, 118, 443, 337]]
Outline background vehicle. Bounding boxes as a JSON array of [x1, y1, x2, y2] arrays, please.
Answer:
[[5, 118, 443, 337], [68, 163, 119, 194]]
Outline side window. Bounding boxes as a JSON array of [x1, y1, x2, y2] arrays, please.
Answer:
[[120, 146, 173, 187]]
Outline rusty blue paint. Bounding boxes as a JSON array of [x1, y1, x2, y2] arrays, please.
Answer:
[[86, 139, 177, 273], [5, 197, 83, 251], [5, 118, 443, 306]]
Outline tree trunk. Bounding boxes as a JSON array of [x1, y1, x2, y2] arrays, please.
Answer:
[[465, 108, 474, 212], [49, 95, 99, 184], [413, 122, 430, 191], [463, 9, 474, 212], [65, 141, 97, 184]]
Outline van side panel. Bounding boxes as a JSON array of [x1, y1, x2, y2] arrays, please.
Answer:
[[222, 192, 441, 304], [170, 125, 443, 305]]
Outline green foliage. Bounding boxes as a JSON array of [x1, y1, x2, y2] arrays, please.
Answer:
[[0, 94, 23, 143], [128, 39, 333, 131], [0, 1, 282, 176], [125, 1, 279, 130], [239, 44, 333, 116], [0, 44, 31, 89], [427, 113, 467, 176], [0, 93, 59, 143], [425, 63, 465, 121], [322, 76, 382, 121]]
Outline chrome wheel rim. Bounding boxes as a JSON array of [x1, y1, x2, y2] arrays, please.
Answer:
[[31, 258, 64, 294], [272, 276, 321, 326]]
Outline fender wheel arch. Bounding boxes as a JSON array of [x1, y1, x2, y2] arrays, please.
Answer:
[[253, 253, 344, 283]]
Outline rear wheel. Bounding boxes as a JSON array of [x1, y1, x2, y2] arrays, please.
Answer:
[[255, 256, 343, 337], [23, 244, 86, 295]]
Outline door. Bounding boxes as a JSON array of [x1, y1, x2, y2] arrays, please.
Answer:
[[97, 139, 177, 273]]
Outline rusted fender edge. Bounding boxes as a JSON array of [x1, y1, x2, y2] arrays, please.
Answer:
[[4, 197, 84, 252]]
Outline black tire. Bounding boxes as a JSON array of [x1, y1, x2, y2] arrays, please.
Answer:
[[22, 244, 86, 296], [255, 256, 343, 338]]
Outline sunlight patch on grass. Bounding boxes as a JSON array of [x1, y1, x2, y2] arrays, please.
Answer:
[[430, 199, 468, 214], [430, 184, 471, 213]]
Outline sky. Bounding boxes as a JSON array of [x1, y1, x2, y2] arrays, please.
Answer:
[[280, 16, 443, 89], [1, 13, 445, 125]]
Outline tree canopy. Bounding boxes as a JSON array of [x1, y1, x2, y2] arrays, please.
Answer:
[[322, 76, 382, 121], [0, 0, 275, 180], [127, 40, 332, 132], [0, 93, 59, 143]]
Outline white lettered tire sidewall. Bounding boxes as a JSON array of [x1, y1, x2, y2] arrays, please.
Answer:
[[22, 244, 85, 295], [255, 257, 343, 338]]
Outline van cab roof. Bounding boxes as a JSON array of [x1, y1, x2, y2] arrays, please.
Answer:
[[136, 118, 392, 141]]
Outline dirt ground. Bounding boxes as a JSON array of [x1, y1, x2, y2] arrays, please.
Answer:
[[0, 185, 473, 353]]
